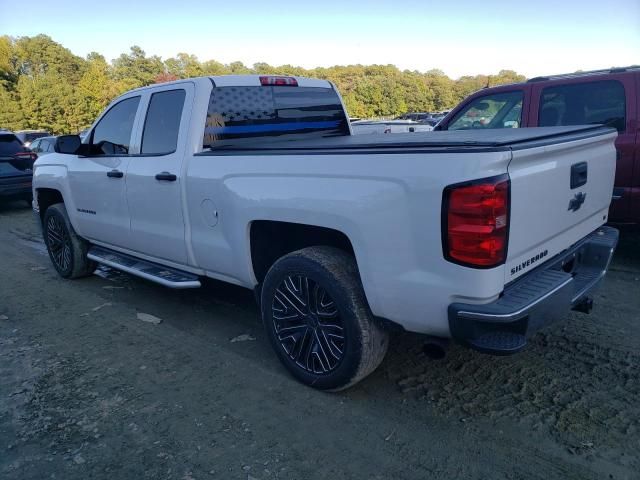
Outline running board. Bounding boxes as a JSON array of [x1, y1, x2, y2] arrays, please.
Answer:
[[87, 246, 201, 289]]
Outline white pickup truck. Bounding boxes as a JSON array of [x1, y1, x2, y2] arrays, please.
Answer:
[[33, 75, 619, 390]]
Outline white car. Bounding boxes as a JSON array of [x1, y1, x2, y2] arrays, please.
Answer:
[[15, 129, 50, 148], [32, 75, 619, 390], [351, 119, 434, 135]]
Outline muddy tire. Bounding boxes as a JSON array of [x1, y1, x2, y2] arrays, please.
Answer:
[[261, 246, 389, 391], [43, 203, 96, 279]]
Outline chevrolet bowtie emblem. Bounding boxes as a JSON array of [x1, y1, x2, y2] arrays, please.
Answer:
[[568, 192, 587, 212]]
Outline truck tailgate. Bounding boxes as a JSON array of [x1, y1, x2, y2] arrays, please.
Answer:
[[505, 129, 617, 283]]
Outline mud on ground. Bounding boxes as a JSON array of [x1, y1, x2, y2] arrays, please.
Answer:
[[1, 201, 639, 479]]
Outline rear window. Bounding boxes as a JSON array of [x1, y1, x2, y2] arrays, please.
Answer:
[[203, 86, 349, 148], [539, 80, 626, 132], [0, 134, 25, 156]]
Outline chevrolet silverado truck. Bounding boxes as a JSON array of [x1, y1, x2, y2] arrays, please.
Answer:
[[32, 75, 619, 390]]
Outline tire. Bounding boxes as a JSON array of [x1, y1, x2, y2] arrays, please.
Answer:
[[43, 203, 96, 279], [261, 246, 389, 391]]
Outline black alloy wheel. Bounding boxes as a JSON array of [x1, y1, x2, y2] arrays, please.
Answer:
[[272, 274, 346, 374], [46, 214, 72, 273], [261, 246, 389, 391], [42, 203, 96, 279]]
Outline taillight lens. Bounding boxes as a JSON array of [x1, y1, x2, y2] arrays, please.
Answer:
[[259, 76, 298, 86], [443, 175, 510, 268], [14, 151, 37, 162]]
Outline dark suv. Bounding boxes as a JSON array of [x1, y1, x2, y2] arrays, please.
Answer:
[[0, 131, 37, 204], [436, 66, 639, 224]]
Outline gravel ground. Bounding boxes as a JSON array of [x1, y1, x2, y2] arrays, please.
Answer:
[[1, 200, 639, 479]]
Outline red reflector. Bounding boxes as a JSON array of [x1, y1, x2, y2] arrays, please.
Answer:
[[443, 175, 509, 268], [14, 151, 37, 161], [259, 76, 298, 87]]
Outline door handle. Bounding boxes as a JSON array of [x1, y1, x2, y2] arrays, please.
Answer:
[[107, 169, 124, 178], [155, 172, 177, 182]]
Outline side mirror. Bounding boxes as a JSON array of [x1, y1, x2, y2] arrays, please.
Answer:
[[55, 135, 82, 154]]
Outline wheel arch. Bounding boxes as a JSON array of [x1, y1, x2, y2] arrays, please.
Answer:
[[249, 220, 357, 285], [35, 187, 65, 222]]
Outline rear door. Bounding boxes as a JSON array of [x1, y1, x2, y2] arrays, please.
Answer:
[[125, 83, 193, 265], [531, 75, 636, 222]]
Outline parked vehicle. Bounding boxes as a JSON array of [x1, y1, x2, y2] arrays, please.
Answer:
[[396, 112, 443, 126], [351, 119, 434, 134], [33, 75, 619, 390], [29, 136, 58, 157], [15, 130, 51, 148], [1, 131, 37, 204], [435, 66, 640, 224]]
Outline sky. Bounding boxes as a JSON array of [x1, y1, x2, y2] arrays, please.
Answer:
[[0, 0, 638, 79]]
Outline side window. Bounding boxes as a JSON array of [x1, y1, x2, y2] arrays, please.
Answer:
[[447, 91, 524, 130], [141, 89, 186, 155], [91, 96, 140, 155], [539, 80, 626, 132], [30, 139, 41, 152]]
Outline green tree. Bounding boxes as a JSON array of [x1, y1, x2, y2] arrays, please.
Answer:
[[0, 84, 24, 129], [75, 53, 125, 129], [0, 34, 530, 132], [17, 72, 77, 133], [13, 34, 85, 84], [112, 46, 164, 88], [0, 36, 17, 89], [201, 60, 229, 76], [165, 53, 204, 78]]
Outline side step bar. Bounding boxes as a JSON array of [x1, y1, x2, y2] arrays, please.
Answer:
[[87, 246, 201, 289]]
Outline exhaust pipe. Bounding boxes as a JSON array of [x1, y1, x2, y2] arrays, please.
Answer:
[[422, 336, 449, 359], [572, 296, 593, 314]]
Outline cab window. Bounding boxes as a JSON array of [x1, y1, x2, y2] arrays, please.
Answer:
[[90, 96, 141, 155], [141, 89, 186, 155], [538, 80, 626, 132], [447, 91, 524, 130]]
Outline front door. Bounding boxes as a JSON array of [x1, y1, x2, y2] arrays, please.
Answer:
[[125, 84, 193, 265], [67, 95, 141, 247]]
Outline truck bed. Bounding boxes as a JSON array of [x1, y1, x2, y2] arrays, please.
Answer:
[[201, 125, 614, 155]]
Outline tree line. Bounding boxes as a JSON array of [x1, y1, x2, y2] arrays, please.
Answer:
[[0, 34, 526, 134]]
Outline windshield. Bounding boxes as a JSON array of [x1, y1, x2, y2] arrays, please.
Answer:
[[448, 91, 524, 130]]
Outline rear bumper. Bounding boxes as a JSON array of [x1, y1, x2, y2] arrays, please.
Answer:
[[448, 226, 619, 355]]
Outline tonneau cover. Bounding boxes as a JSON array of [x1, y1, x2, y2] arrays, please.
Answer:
[[201, 125, 614, 154]]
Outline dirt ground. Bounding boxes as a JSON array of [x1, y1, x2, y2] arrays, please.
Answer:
[[1, 200, 639, 480]]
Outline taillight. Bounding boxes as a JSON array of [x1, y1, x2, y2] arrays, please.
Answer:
[[259, 76, 298, 86], [442, 174, 510, 268], [14, 151, 37, 162]]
